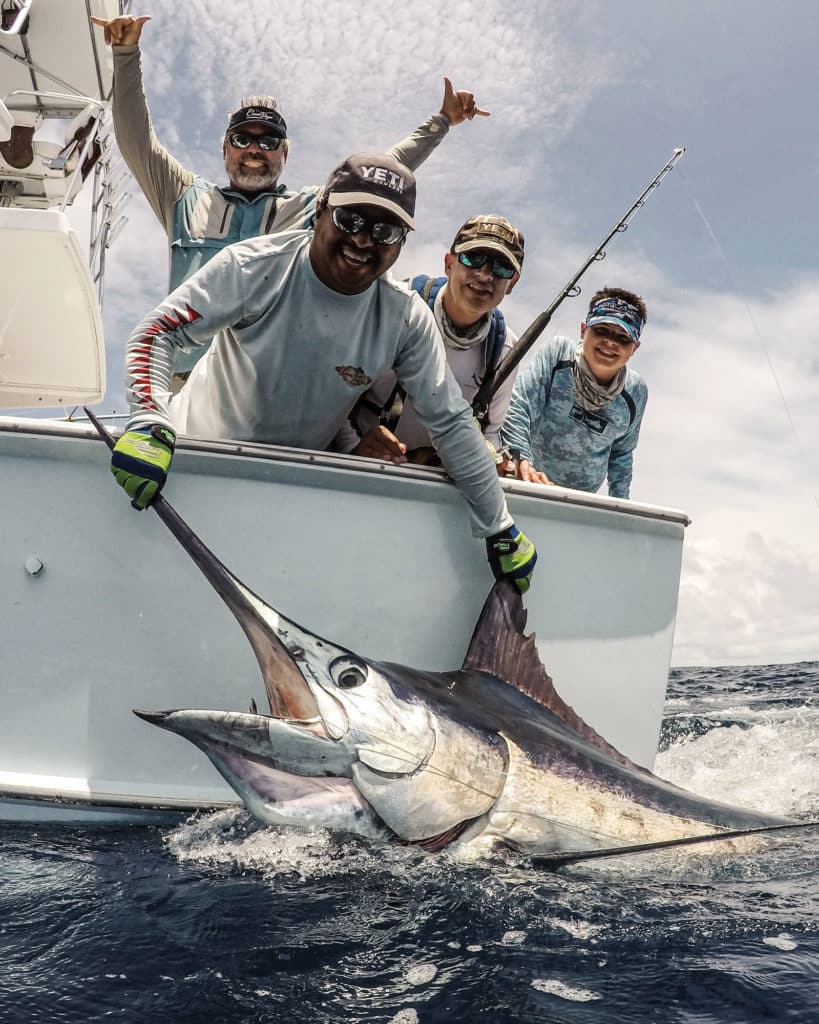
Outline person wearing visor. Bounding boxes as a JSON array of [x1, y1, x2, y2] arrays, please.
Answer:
[[109, 152, 538, 593], [500, 288, 648, 499], [340, 215, 525, 465], [92, 14, 490, 385]]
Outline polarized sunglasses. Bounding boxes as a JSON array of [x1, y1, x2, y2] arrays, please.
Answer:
[[331, 206, 408, 246], [227, 130, 284, 151], [457, 250, 516, 279]]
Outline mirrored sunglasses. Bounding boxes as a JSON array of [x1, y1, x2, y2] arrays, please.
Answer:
[[457, 250, 516, 279], [331, 206, 408, 246], [227, 130, 284, 151]]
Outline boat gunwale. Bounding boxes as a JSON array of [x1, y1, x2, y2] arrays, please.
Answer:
[[0, 414, 692, 527]]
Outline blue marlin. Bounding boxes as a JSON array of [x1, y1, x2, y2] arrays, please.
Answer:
[[131, 496, 790, 859]]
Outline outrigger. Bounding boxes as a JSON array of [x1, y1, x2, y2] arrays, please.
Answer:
[[0, 1, 689, 823]]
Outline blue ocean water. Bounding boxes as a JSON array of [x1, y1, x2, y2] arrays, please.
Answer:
[[1, 663, 816, 1024]]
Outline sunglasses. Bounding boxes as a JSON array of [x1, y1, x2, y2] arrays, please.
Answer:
[[331, 206, 408, 246], [227, 130, 284, 152], [457, 250, 516, 279], [590, 324, 634, 345]]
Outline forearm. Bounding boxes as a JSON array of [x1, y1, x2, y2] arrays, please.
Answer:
[[125, 251, 245, 430], [387, 113, 450, 171], [607, 449, 634, 499], [113, 45, 194, 228], [433, 410, 513, 535], [124, 303, 200, 431], [328, 417, 360, 454], [499, 398, 535, 464]]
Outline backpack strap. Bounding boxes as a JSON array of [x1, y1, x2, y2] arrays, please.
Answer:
[[621, 388, 636, 429], [551, 359, 574, 384]]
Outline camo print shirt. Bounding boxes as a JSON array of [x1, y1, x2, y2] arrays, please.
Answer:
[[123, 230, 513, 538], [500, 336, 647, 498]]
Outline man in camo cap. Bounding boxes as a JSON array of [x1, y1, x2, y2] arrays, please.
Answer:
[[341, 214, 525, 465]]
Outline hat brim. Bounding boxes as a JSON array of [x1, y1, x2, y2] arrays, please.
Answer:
[[585, 314, 640, 344], [326, 191, 415, 230], [453, 238, 521, 274]]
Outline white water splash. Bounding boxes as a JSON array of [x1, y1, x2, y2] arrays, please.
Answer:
[[405, 963, 438, 986], [388, 1011, 419, 1024], [657, 713, 819, 817], [531, 978, 602, 1002], [542, 917, 605, 940], [763, 934, 798, 951], [165, 808, 391, 879]]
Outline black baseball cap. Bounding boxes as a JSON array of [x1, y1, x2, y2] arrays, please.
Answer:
[[227, 105, 287, 138], [323, 152, 416, 229]]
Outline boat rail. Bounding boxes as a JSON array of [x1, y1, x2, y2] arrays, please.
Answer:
[[0, 414, 692, 528]]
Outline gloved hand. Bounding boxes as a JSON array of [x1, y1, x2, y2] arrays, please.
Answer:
[[486, 524, 537, 593], [110, 424, 176, 510]]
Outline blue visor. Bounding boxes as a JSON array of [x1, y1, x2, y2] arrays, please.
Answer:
[[586, 297, 644, 343]]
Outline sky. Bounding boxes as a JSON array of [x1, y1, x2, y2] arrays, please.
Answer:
[[22, 0, 819, 667]]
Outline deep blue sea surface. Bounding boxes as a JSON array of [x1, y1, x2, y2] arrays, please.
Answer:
[[1, 663, 817, 1023]]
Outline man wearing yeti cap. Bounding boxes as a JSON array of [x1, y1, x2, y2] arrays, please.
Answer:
[[501, 287, 648, 499], [109, 151, 538, 593]]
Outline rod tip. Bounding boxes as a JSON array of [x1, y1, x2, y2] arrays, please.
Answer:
[[674, 147, 686, 155]]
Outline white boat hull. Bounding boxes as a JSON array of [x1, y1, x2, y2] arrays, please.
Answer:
[[0, 419, 688, 823]]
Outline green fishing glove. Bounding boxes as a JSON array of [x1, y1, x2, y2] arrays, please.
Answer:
[[110, 425, 176, 510], [486, 524, 537, 594]]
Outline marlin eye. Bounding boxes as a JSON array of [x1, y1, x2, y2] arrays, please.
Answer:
[[331, 657, 368, 689]]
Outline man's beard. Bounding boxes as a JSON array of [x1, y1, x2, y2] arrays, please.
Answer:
[[225, 156, 279, 191]]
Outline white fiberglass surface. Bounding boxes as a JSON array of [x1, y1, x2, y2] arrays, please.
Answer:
[[0, 210, 105, 405], [0, 0, 119, 108]]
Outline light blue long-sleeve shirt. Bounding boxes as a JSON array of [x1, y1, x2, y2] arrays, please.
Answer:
[[500, 337, 647, 498]]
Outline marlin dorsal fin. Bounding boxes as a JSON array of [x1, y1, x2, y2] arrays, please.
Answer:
[[462, 582, 633, 767]]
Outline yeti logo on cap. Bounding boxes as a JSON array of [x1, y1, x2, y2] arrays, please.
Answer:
[[359, 166, 405, 194]]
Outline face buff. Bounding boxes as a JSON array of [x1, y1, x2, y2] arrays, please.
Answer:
[[434, 285, 492, 351], [572, 341, 627, 411]]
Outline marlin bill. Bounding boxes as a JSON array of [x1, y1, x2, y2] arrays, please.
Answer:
[[133, 502, 788, 858]]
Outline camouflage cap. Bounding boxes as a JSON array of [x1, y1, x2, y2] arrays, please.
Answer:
[[451, 215, 525, 273]]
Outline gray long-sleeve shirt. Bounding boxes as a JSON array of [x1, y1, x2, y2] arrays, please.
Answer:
[[500, 336, 647, 498], [124, 230, 513, 538]]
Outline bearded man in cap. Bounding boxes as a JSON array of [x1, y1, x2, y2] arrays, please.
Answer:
[[109, 152, 538, 593], [338, 215, 525, 466], [500, 287, 648, 499], [92, 13, 489, 386]]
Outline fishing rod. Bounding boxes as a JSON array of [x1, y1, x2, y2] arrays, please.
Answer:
[[472, 147, 686, 428], [531, 819, 819, 870]]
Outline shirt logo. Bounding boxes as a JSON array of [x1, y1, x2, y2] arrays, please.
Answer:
[[570, 404, 608, 434], [335, 365, 373, 388]]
